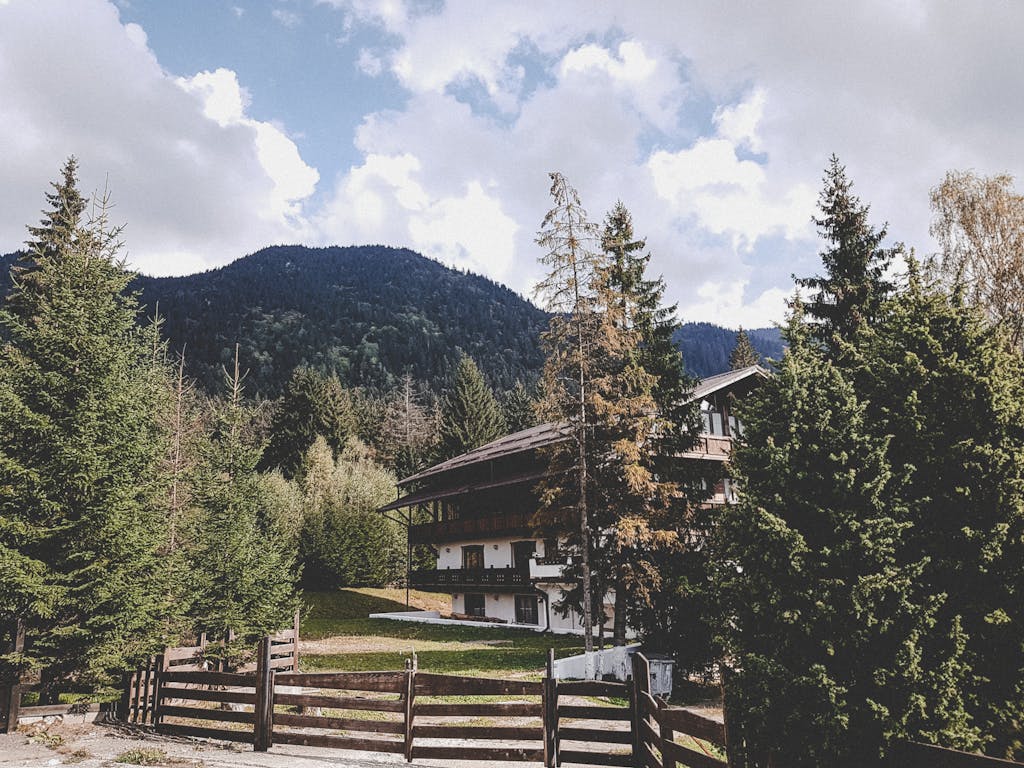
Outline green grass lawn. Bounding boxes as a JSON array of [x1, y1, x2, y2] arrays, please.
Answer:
[[300, 588, 583, 677]]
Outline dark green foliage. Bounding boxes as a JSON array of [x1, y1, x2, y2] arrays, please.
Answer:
[[857, 275, 1024, 759], [796, 155, 899, 354], [436, 355, 505, 460], [717, 307, 977, 766], [729, 327, 760, 369], [186, 367, 299, 641], [130, 245, 548, 397], [261, 367, 355, 477], [0, 160, 167, 693], [598, 202, 708, 651], [500, 381, 538, 433]]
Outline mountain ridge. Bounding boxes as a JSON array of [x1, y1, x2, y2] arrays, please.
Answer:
[[1, 245, 783, 396]]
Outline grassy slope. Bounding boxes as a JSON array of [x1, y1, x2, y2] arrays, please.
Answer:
[[301, 588, 582, 677]]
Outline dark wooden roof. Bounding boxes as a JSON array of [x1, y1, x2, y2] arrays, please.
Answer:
[[395, 365, 768, 491]]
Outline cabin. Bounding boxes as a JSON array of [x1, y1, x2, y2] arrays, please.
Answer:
[[378, 365, 767, 633]]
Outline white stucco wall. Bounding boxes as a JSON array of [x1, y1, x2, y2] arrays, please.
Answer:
[[435, 536, 547, 570]]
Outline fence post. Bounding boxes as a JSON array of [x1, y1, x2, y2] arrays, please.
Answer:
[[630, 652, 651, 768], [292, 609, 301, 672], [140, 655, 156, 725], [544, 648, 557, 768], [1, 618, 25, 733], [404, 655, 416, 762], [254, 637, 274, 752], [150, 654, 165, 728]]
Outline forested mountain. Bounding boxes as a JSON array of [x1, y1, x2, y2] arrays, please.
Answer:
[[1, 246, 782, 395], [674, 322, 783, 377]]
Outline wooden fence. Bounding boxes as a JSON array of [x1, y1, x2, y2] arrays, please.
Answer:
[[120, 611, 300, 726], [133, 645, 726, 767]]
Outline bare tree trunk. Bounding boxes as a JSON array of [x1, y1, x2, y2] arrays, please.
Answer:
[[613, 578, 627, 646]]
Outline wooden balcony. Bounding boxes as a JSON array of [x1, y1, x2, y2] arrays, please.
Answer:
[[409, 511, 533, 545], [410, 567, 529, 592], [681, 434, 732, 461]]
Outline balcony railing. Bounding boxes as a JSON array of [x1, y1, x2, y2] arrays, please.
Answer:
[[410, 567, 529, 591], [409, 511, 533, 545]]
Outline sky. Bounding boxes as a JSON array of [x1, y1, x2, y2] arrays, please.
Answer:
[[1, 1, 1022, 328]]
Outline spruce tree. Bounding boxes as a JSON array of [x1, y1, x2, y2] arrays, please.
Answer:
[[860, 269, 1024, 759], [261, 367, 354, 478], [597, 201, 706, 647], [436, 355, 505, 460], [729, 327, 760, 369], [796, 155, 899, 357], [0, 160, 167, 694], [500, 381, 537, 433], [187, 350, 299, 644], [715, 301, 977, 766]]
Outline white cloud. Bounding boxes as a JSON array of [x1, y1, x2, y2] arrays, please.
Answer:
[[356, 48, 384, 76], [271, 8, 301, 27], [0, 0, 318, 275]]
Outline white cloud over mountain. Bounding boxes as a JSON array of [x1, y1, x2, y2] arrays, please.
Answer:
[[2, 0, 1023, 326]]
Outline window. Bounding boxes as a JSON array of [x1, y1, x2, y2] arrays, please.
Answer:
[[462, 545, 484, 570], [515, 594, 539, 625], [464, 593, 485, 617]]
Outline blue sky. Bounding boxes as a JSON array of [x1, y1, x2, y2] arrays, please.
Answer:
[[2, 0, 1023, 327]]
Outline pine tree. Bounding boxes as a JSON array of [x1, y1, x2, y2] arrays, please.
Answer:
[[597, 201, 706, 647], [715, 301, 977, 766], [0, 160, 167, 694], [261, 367, 355, 478], [796, 155, 899, 357], [729, 327, 760, 370], [436, 355, 505, 460], [859, 268, 1024, 759], [187, 348, 299, 645], [500, 381, 537, 433]]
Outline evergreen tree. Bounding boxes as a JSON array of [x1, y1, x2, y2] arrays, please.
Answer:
[[796, 155, 899, 357], [0, 160, 167, 694], [597, 201, 705, 647], [859, 269, 1024, 759], [715, 301, 977, 766], [187, 349, 299, 643], [436, 355, 506, 460], [261, 367, 355, 478], [500, 381, 537, 433], [729, 327, 761, 369]]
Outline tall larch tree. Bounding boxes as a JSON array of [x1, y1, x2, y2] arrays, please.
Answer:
[[0, 160, 167, 696], [381, 374, 436, 480], [533, 171, 610, 656], [436, 354, 506, 460], [729, 327, 760, 370]]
